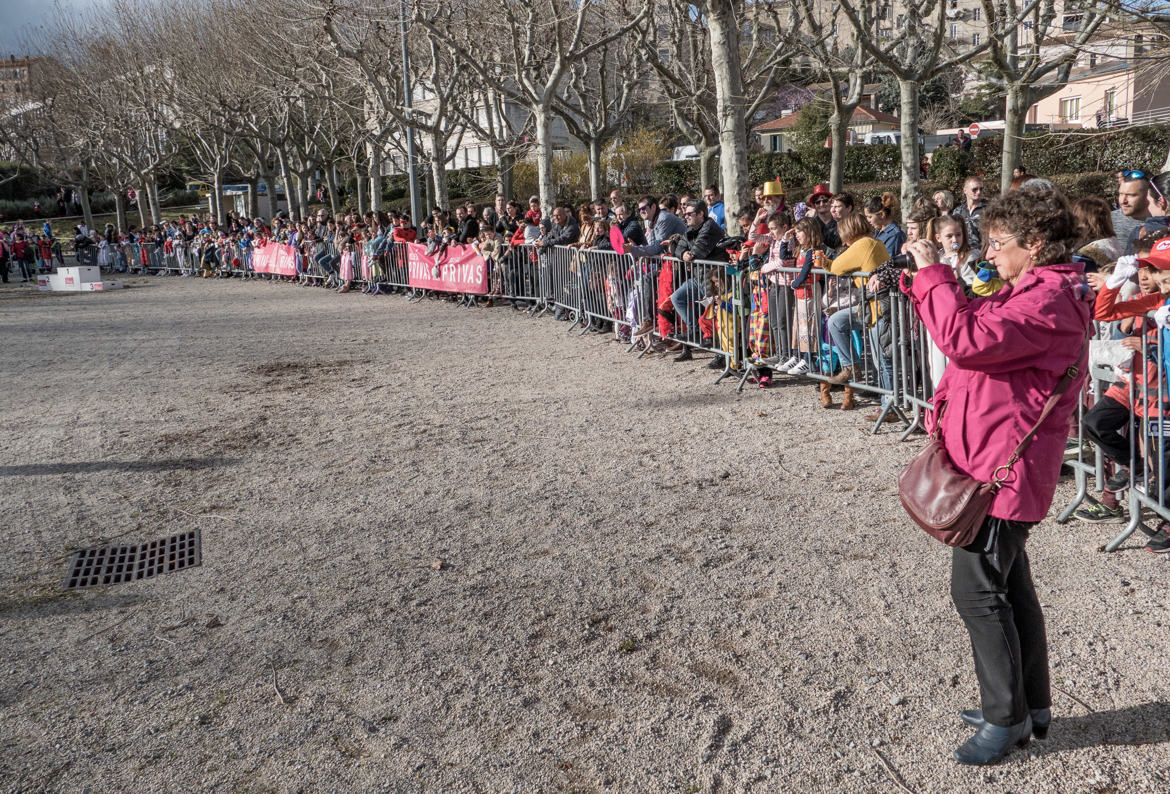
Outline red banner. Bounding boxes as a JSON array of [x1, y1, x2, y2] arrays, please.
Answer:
[[252, 241, 298, 276], [406, 242, 488, 294]]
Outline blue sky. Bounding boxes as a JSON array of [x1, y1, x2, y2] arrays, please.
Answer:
[[0, 0, 108, 55]]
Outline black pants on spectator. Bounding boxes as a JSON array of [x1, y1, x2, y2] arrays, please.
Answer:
[[950, 516, 1049, 728], [1082, 394, 1137, 469]]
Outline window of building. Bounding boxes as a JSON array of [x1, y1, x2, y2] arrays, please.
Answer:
[[1060, 96, 1081, 123], [972, 7, 981, 20], [770, 135, 784, 153], [1104, 89, 1116, 118], [972, 32, 980, 46], [950, 23, 958, 39]]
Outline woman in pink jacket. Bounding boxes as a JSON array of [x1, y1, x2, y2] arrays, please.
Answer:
[[903, 188, 1092, 765]]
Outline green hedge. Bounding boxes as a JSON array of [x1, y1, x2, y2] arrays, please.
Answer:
[[369, 124, 1170, 212], [931, 124, 1170, 187], [651, 145, 905, 197]]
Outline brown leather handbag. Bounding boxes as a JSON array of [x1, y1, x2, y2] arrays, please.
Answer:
[[899, 338, 1087, 547]]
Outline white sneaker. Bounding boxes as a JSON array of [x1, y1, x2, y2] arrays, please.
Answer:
[[787, 359, 810, 375], [776, 355, 799, 371]]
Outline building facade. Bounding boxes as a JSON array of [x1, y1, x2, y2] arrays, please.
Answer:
[[0, 56, 38, 105]]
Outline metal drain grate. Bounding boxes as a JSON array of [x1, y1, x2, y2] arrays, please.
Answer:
[[65, 530, 201, 589]]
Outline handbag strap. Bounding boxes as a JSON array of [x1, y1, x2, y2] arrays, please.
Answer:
[[992, 327, 1091, 484]]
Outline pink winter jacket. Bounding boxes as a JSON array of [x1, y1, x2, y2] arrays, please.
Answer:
[[907, 262, 1092, 522]]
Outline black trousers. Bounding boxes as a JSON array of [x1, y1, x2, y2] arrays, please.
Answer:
[[950, 516, 1050, 727], [1083, 394, 1137, 469]]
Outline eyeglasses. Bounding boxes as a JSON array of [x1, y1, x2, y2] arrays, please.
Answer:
[[638, 205, 650, 212], [986, 234, 1017, 251], [683, 211, 696, 217], [813, 197, 830, 205]]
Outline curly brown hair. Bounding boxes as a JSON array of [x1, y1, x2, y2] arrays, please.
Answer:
[[980, 188, 1077, 267]]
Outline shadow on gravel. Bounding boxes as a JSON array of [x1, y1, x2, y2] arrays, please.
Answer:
[[0, 591, 148, 620], [0, 457, 238, 476], [1046, 702, 1170, 751]]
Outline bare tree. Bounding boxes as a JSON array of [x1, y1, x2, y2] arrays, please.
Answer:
[[788, 0, 877, 193], [634, 2, 721, 189], [975, 0, 1108, 192], [322, 0, 468, 210], [554, 40, 642, 201], [414, 0, 649, 210], [836, 0, 996, 207], [702, 0, 795, 209]]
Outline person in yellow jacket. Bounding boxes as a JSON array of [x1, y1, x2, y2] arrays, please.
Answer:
[[823, 214, 890, 410]]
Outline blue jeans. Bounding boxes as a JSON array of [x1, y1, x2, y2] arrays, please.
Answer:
[[869, 317, 894, 404], [670, 278, 703, 337], [826, 307, 864, 367], [314, 251, 338, 275]]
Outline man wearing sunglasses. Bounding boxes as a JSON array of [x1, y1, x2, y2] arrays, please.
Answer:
[[1114, 170, 1153, 253], [952, 176, 987, 253], [628, 195, 686, 259], [666, 199, 728, 361], [1123, 170, 1170, 253]]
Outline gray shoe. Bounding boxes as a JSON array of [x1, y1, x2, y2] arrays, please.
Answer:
[[954, 715, 1032, 765], [961, 707, 1050, 740]]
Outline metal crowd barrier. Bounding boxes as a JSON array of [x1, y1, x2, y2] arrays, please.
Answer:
[[574, 247, 634, 339], [541, 245, 579, 326], [1105, 324, 1169, 551], [651, 255, 745, 384]]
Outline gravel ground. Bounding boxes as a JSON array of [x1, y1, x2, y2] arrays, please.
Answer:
[[1, 277, 1168, 793]]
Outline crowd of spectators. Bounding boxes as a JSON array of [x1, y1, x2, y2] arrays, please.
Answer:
[[5, 168, 1170, 553]]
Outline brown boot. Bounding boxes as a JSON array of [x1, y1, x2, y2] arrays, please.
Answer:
[[827, 365, 854, 385], [819, 381, 833, 408], [841, 386, 856, 411]]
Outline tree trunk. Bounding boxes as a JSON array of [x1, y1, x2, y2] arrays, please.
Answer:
[[533, 106, 554, 211], [368, 147, 383, 212], [497, 152, 515, 200], [352, 156, 367, 216], [247, 180, 258, 219], [148, 177, 162, 223], [897, 78, 922, 212], [136, 182, 149, 230], [707, 0, 750, 211], [276, 149, 297, 220], [259, 166, 277, 219], [1001, 84, 1029, 194], [212, 169, 225, 225], [113, 191, 126, 234], [587, 136, 603, 201], [827, 105, 852, 194], [296, 171, 310, 219], [325, 164, 340, 216], [77, 184, 94, 232], [698, 145, 718, 195], [427, 130, 449, 210]]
